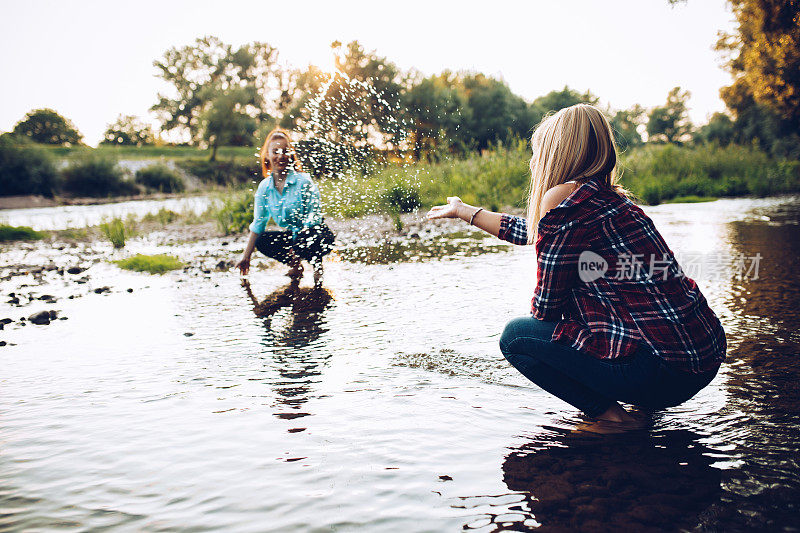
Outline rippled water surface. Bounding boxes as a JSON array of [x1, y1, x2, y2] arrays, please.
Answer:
[[1, 195, 799, 531]]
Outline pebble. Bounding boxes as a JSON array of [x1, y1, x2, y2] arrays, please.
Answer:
[[28, 311, 53, 325]]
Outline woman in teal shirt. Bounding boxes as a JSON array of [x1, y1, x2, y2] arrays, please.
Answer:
[[235, 128, 334, 286]]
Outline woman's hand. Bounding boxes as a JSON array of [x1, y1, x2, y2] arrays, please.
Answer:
[[235, 255, 250, 276], [426, 196, 466, 220]]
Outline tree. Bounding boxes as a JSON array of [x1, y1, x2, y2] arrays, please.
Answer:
[[531, 86, 599, 124], [609, 105, 645, 150], [12, 108, 82, 145], [101, 115, 155, 146], [716, 0, 800, 129], [151, 36, 287, 144], [456, 73, 535, 150], [693, 112, 736, 146], [199, 87, 257, 161], [647, 87, 693, 143], [403, 73, 471, 159]]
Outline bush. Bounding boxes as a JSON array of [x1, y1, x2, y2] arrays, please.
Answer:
[[99, 217, 127, 248], [0, 134, 60, 196], [177, 158, 257, 185], [383, 184, 421, 213], [141, 207, 179, 226], [114, 254, 184, 274], [0, 224, 46, 242], [212, 190, 253, 235], [62, 155, 138, 197], [135, 164, 185, 192]]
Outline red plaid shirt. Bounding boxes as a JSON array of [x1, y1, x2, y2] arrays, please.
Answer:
[[498, 176, 726, 374]]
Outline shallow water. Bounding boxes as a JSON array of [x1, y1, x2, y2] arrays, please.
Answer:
[[0, 196, 211, 231], [1, 195, 799, 531]]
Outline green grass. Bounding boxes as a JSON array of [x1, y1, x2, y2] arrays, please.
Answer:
[[113, 254, 184, 274], [663, 195, 718, 204], [140, 207, 180, 226], [0, 224, 46, 242], [99, 217, 128, 248]]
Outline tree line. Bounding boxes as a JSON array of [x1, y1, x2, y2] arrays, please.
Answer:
[[4, 0, 799, 164]]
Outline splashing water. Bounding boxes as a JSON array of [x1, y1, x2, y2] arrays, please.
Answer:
[[291, 71, 422, 225]]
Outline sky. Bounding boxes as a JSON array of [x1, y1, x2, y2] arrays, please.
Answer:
[[0, 0, 737, 146]]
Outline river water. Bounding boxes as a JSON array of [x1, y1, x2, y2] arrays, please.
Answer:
[[1, 195, 799, 531], [0, 196, 212, 231]]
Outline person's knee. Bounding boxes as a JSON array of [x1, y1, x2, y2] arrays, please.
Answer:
[[499, 316, 555, 353]]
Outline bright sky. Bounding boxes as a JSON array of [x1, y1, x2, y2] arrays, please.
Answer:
[[0, 0, 737, 146]]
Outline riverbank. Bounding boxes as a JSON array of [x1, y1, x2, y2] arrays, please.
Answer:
[[4, 141, 799, 211]]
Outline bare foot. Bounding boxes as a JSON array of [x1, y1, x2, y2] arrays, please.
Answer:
[[573, 404, 649, 435], [596, 402, 638, 423], [286, 263, 303, 279]]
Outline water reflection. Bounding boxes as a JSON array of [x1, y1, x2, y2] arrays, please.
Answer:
[[706, 214, 800, 529], [493, 429, 723, 532], [242, 279, 334, 424]]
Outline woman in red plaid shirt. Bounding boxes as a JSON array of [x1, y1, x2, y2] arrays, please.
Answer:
[[427, 104, 726, 428]]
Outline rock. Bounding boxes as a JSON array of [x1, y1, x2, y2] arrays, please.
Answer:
[[67, 266, 84, 274], [0, 318, 12, 325], [0, 341, 6, 346], [127, 288, 133, 293], [59, 317, 68, 320], [7, 297, 19, 304], [48, 310, 57, 320], [93, 286, 111, 294], [38, 295, 55, 300], [28, 311, 51, 325], [184, 332, 194, 337]]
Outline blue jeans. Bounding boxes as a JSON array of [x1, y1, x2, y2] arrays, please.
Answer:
[[499, 316, 719, 417]]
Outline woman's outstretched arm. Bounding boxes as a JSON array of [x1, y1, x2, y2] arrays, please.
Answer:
[[426, 196, 503, 237]]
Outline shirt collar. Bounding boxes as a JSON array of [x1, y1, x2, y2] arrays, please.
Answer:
[[266, 167, 298, 190], [539, 175, 626, 232]]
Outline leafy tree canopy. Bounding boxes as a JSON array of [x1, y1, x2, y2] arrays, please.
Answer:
[[12, 108, 82, 146], [101, 115, 155, 146], [647, 87, 693, 143]]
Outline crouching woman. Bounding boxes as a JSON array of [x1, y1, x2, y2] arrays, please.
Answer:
[[235, 128, 334, 286]]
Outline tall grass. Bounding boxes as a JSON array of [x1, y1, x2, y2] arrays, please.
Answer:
[[620, 143, 800, 204], [191, 141, 800, 232], [99, 217, 127, 248], [0, 224, 46, 242]]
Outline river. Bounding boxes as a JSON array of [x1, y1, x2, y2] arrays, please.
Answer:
[[1, 194, 799, 531]]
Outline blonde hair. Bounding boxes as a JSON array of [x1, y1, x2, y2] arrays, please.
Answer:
[[260, 128, 303, 178], [525, 103, 632, 244]]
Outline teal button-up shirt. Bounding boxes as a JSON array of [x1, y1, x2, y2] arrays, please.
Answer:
[[249, 168, 323, 237]]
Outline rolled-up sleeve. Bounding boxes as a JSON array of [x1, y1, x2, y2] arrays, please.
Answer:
[[531, 227, 582, 321], [498, 214, 530, 245], [248, 183, 269, 234]]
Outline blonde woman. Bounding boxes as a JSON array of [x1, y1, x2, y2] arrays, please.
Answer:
[[235, 128, 334, 286], [427, 104, 726, 427]]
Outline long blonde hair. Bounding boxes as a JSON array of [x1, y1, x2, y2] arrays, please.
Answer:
[[525, 103, 631, 244]]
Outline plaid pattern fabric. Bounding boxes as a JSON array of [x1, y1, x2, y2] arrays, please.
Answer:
[[498, 177, 727, 374]]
